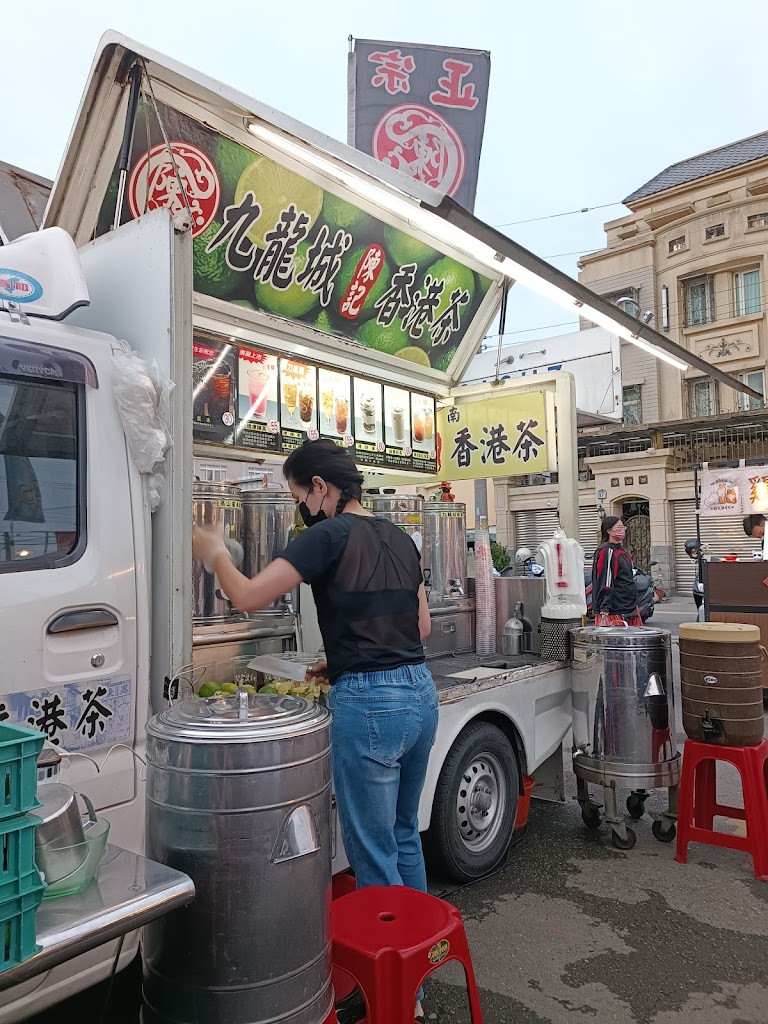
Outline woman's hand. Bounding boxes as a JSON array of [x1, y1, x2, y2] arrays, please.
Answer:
[[307, 660, 329, 686], [192, 526, 231, 573]]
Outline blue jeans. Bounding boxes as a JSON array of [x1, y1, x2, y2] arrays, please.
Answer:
[[328, 662, 439, 893]]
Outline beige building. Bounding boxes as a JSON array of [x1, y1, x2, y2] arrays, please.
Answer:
[[495, 132, 768, 593]]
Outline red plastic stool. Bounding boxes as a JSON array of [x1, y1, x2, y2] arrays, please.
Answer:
[[332, 885, 483, 1024], [332, 873, 358, 1004], [675, 737, 768, 880]]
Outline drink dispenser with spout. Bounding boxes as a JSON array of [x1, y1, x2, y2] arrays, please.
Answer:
[[537, 527, 586, 661]]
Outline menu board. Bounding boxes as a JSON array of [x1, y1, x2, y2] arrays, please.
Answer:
[[353, 378, 385, 467], [192, 338, 237, 443], [383, 385, 413, 469], [318, 368, 354, 449], [411, 393, 438, 471], [235, 348, 280, 450], [279, 359, 318, 452], [191, 334, 438, 473]]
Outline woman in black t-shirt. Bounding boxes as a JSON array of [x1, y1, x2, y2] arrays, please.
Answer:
[[193, 441, 438, 922]]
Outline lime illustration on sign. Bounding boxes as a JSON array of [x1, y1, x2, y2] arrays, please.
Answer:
[[96, 100, 493, 374], [438, 392, 548, 480]]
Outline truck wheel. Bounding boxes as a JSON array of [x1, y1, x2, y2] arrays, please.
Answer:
[[424, 721, 519, 883]]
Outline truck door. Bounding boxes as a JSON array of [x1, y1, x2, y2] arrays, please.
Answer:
[[0, 330, 141, 821]]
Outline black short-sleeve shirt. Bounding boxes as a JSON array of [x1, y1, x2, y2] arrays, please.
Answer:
[[280, 513, 425, 681]]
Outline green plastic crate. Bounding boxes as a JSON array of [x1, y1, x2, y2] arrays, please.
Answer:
[[0, 882, 44, 973], [0, 723, 44, 822], [0, 815, 42, 903]]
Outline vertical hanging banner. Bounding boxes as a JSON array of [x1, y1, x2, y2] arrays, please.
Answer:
[[348, 39, 491, 212], [699, 462, 743, 518]]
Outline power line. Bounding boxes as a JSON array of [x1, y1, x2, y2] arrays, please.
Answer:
[[494, 202, 624, 229]]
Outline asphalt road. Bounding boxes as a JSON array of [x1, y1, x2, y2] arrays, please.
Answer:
[[27, 598, 768, 1024]]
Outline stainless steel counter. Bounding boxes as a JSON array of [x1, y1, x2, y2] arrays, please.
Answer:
[[0, 844, 194, 991], [428, 651, 559, 699]]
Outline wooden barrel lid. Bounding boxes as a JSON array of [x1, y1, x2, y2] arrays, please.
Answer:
[[679, 622, 761, 643]]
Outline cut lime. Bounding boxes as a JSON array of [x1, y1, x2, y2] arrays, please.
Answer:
[[383, 225, 439, 269], [396, 346, 431, 367], [254, 241, 320, 318], [356, 317, 407, 356], [336, 246, 391, 321], [322, 192, 370, 231], [235, 155, 323, 250], [193, 222, 241, 298]]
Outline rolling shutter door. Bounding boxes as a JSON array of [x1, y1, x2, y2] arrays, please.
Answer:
[[514, 506, 599, 561], [515, 509, 559, 555], [673, 498, 758, 593], [579, 506, 600, 563], [673, 500, 697, 593]]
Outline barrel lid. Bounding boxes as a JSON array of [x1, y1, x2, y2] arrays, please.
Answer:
[[148, 693, 329, 743], [572, 625, 671, 647], [679, 622, 761, 643]]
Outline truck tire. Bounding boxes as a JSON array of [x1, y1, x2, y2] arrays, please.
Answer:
[[424, 721, 519, 883]]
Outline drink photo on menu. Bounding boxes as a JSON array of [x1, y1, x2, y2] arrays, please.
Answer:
[[318, 367, 352, 442], [279, 359, 318, 446], [192, 337, 238, 443], [353, 378, 383, 446], [411, 393, 436, 458], [384, 385, 412, 449], [236, 348, 279, 450]]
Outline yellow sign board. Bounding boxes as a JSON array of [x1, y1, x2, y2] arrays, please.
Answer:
[[437, 391, 548, 481]]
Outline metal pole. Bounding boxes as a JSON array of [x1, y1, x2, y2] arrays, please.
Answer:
[[554, 373, 579, 539]]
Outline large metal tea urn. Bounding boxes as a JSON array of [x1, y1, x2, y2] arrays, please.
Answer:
[[570, 626, 680, 849], [421, 502, 474, 657], [370, 494, 423, 550], [422, 501, 467, 604], [192, 482, 243, 625], [143, 692, 332, 1024], [239, 484, 298, 614]]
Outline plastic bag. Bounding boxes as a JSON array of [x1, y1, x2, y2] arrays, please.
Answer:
[[111, 347, 174, 512]]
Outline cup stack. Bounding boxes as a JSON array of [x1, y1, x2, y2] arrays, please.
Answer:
[[474, 517, 497, 656]]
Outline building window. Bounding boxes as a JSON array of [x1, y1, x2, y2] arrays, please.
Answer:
[[734, 269, 761, 317], [682, 275, 715, 326], [688, 378, 718, 418], [622, 385, 643, 426], [669, 235, 687, 254], [198, 463, 228, 482], [738, 370, 765, 411], [747, 213, 768, 229], [246, 467, 275, 482], [705, 223, 725, 240]]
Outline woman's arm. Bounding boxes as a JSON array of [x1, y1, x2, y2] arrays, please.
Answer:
[[211, 554, 303, 614], [592, 545, 614, 614], [418, 583, 431, 639]]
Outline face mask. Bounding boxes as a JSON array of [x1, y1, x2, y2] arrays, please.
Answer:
[[298, 488, 327, 528], [613, 527, 626, 541]]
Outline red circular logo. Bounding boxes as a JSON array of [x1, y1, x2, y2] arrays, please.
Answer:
[[372, 104, 466, 196], [127, 142, 220, 238]]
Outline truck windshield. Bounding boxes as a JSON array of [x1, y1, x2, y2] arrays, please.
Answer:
[[0, 376, 81, 570]]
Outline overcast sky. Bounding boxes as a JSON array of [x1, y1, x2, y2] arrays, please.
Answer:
[[5, 0, 768, 347]]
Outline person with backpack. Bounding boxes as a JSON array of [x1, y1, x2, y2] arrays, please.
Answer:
[[591, 516, 642, 626]]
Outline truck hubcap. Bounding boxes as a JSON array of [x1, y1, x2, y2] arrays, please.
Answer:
[[456, 753, 507, 852]]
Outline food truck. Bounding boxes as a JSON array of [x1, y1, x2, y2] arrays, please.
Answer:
[[0, 30, 753, 1022]]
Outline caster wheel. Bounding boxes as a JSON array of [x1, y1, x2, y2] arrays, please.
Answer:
[[626, 794, 647, 820], [581, 807, 601, 830], [611, 826, 637, 850], [652, 819, 676, 843]]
